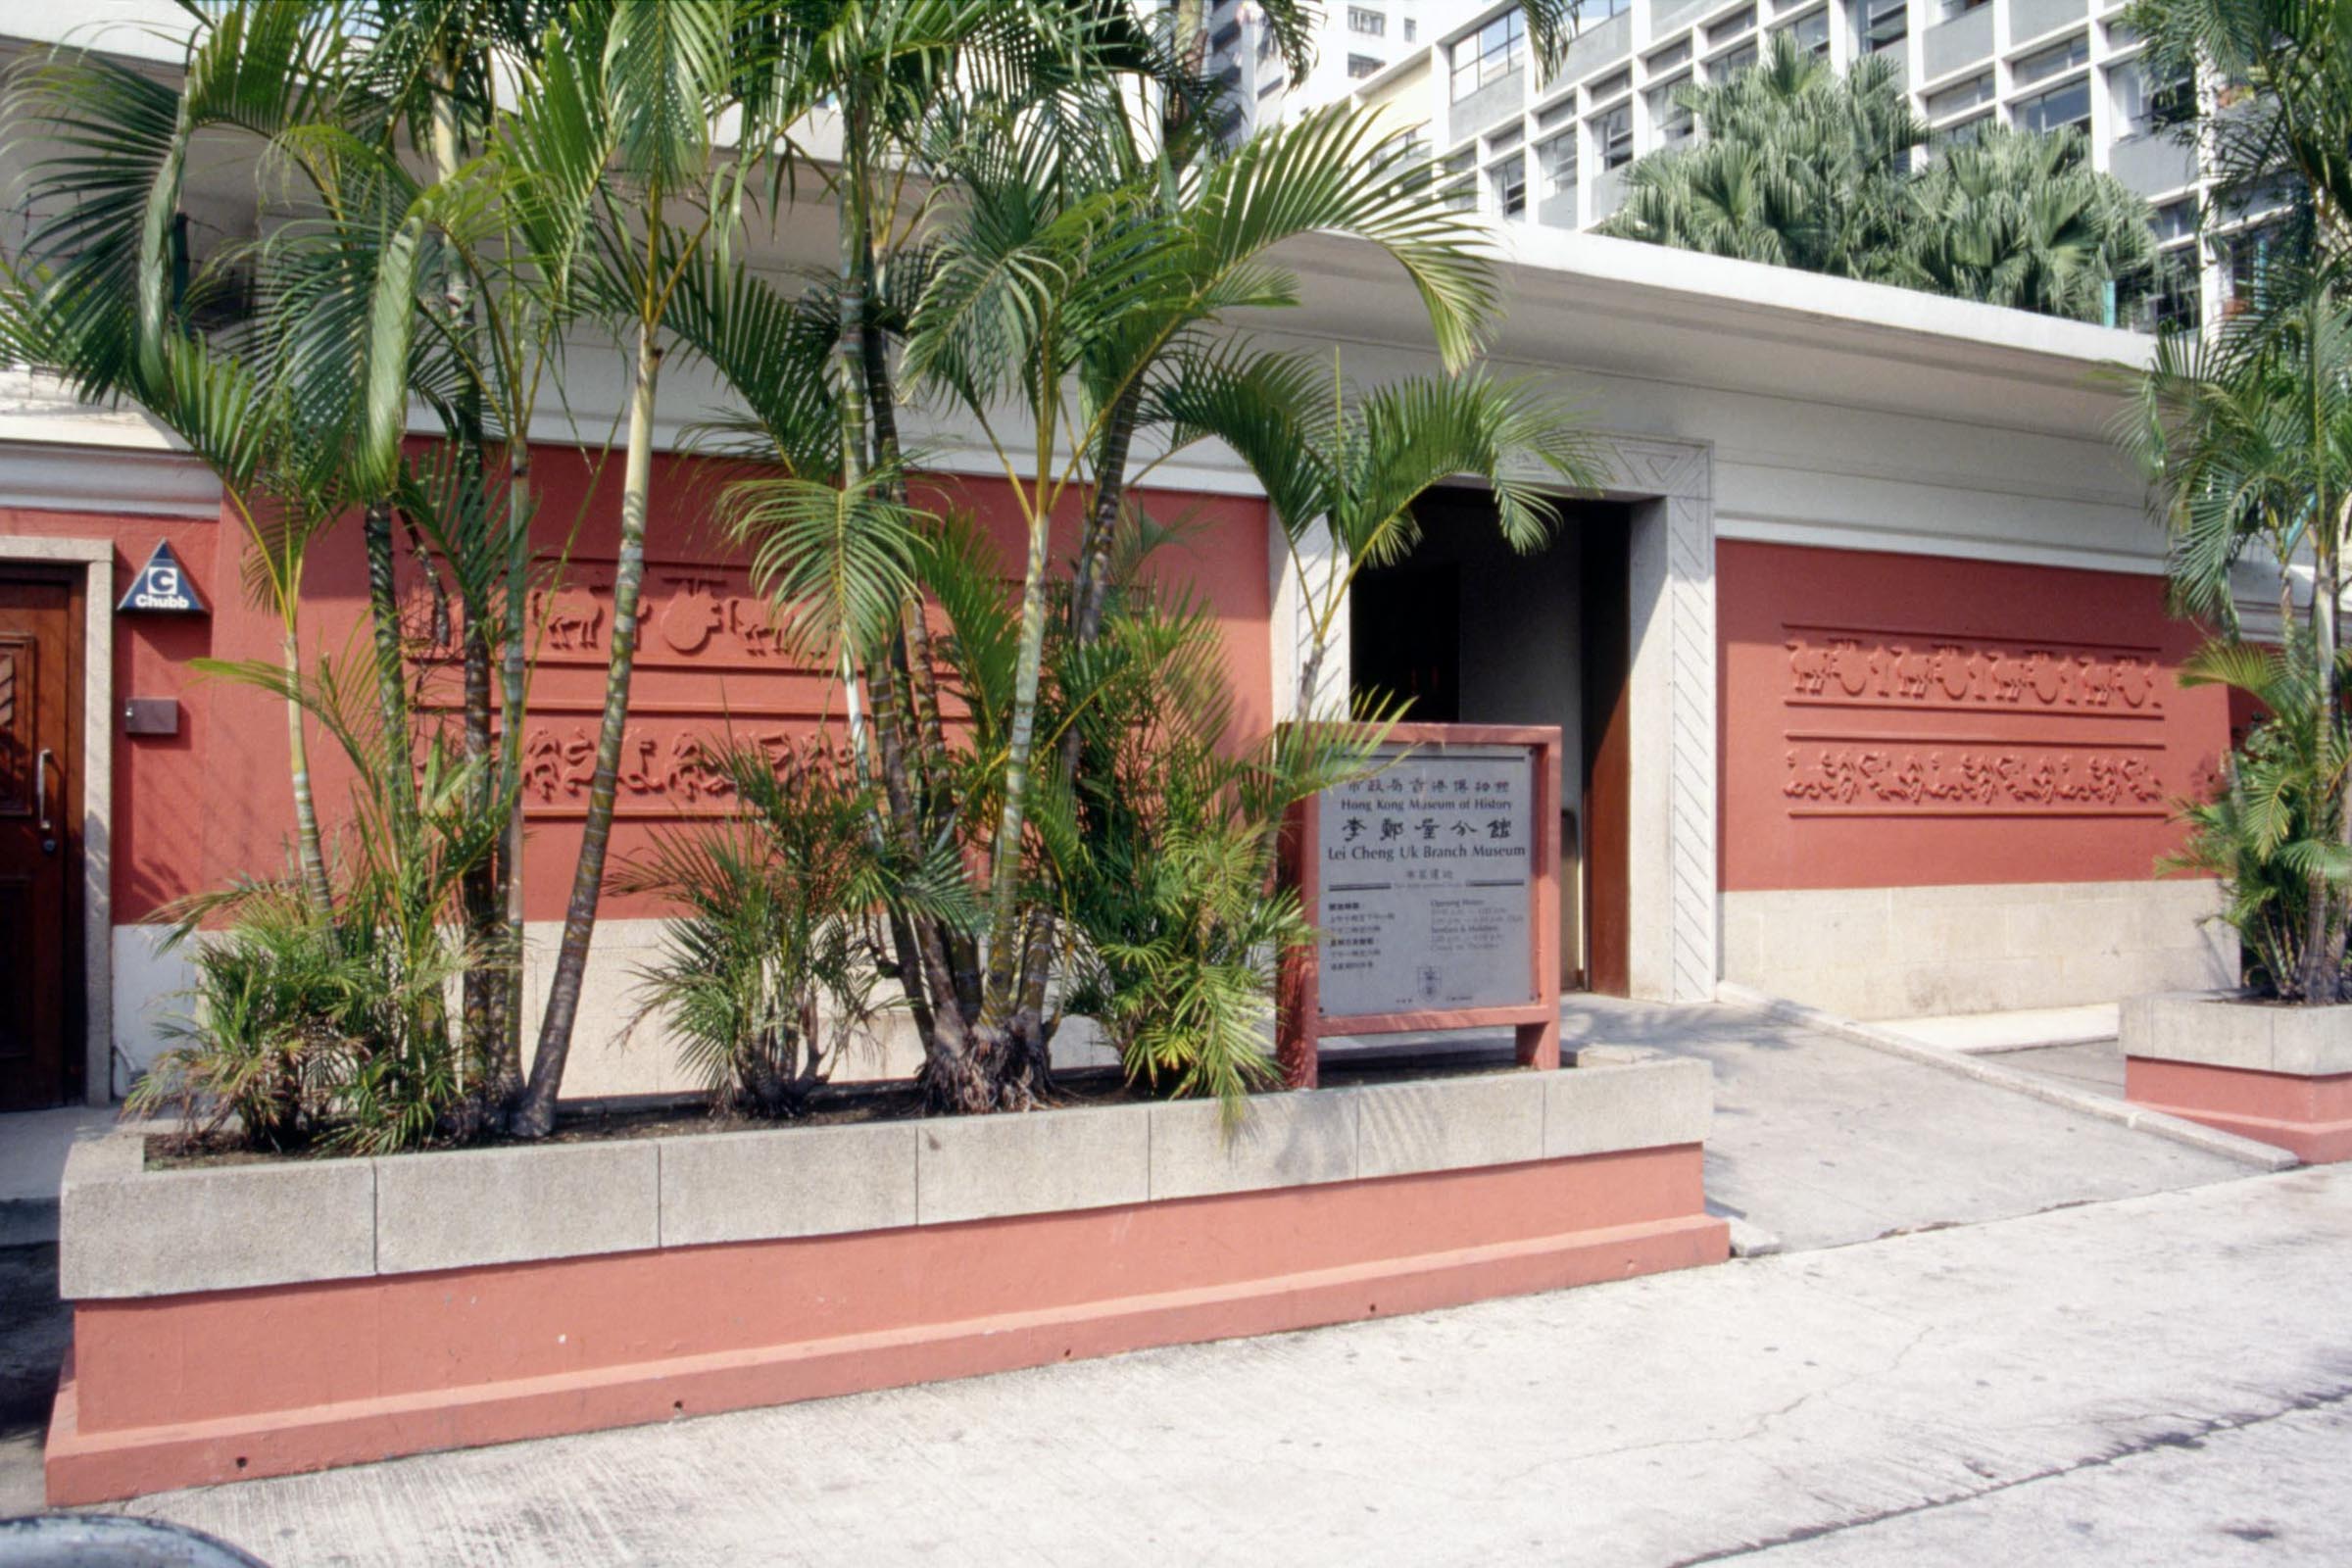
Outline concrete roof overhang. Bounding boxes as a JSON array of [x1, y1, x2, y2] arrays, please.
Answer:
[[1268, 224, 2157, 446]]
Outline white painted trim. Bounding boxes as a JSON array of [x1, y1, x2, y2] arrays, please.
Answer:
[[1716, 515, 2172, 577], [0, 534, 115, 1105], [1272, 428, 1720, 1006], [0, 441, 222, 519]]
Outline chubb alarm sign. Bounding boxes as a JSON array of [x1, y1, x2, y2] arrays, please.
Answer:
[[118, 541, 207, 614]]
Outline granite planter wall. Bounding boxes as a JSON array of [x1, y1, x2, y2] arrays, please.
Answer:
[[47, 1058, 1725, 1504], [2121, 994, 2352, 1162]]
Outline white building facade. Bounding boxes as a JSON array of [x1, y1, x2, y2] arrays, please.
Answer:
[[1329, 0, 2225, 331]]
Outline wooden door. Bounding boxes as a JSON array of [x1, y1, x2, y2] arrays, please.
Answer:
[[1581, 522, 1631, 997], [0, 569, 81, 1109]]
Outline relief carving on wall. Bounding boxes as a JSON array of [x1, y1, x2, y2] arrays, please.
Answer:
[[1781, 745, 2167, 815], [519, 722, 800, 816], [1784, 627, 2163, 714], [517, 567, 805, 669]]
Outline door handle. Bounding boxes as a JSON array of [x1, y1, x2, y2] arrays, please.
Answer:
[[35, 747, 54, 834]]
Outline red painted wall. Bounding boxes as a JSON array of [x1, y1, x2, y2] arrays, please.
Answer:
[[1, 449, 1272, 924], [1718, 541, 2230, 892]]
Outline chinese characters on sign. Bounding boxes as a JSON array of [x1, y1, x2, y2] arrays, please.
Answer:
[[1316, 748, 1536, 1016]]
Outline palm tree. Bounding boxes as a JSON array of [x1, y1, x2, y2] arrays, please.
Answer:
[[1161, 358, 1605, 720], [2, 3, 359, 912], [1603, 38, 1920, 276], [1601, 33, 2153, 322], [506, 0, 802, 1138], [1897, 126, 2156, 320], [2121, 282, 2352, 997], [2119, 0, 2352, 1002]]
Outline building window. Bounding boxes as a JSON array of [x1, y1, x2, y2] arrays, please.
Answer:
[[1944, 0, 1988, 14], [2013, 32, 2089, 88], [2015, 75, 2091, 136], [1707, 6, 1756, 45], [1648, 77, 1693, 147], [1595, 102, 1634, 169], [1777, 7, 1831, 58], [2151, 198, 2197, 246], [1348, 53, 1383, 78], [1540, 129, 1580, 196], [1404, 17, 1416, 40], [1349, 7, 1386, 36], [1713, 40, 1758, 77], [1923, 71, 1993, 120], [1210, 21, 1242, 53], [1443, 179, 1477, 212], [1450, 10, 1525, 101], [1492, 154, 1528, 218], [1860, 0, 1907, 55], [1583, 0, 1633, 21], [1929, 110, 1990, 150]]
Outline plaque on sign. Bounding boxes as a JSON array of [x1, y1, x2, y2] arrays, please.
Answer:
[[1276, 723, 1563, 1089], [118, 542, 207, 615], [1316, 750, 1535, 1016]]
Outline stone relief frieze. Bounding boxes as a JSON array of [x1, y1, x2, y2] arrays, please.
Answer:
[[1785, 626, 2164, 714], [1781, 745, 2167, 815], [518, 721, 804, 817]]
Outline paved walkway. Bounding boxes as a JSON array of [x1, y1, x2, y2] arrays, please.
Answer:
[[106, 1165, 2352, 1566], [1563, 996, 2245, 1251], [0, 1105, 116, 1247]]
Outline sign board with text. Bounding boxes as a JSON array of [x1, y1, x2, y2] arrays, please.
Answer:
[[1277, 724, 1562, 1088]]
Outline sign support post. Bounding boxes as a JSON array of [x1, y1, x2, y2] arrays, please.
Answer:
[[1278, 723, 1562, 1089]]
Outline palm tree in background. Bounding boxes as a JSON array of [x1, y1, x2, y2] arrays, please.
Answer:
[[2117, 0, 2352, 1000], [1601, 33, 2154, 321]]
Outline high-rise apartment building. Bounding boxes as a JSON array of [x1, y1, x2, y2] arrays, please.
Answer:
[[1204, 1, 1483, 139], [1234, 0, 2225, 332]]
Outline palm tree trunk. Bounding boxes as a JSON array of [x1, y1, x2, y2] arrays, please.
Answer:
[[512, 322, 662, 1138], [492, 447, 532, 1110], [1007, 389, 1152, 1064], [2304, 529, 2342, 1002], [838, 113, 987, 1107], [283, 621, 333, 917], [979, 495, 1055, 1031], [361, 500, 416, 833]]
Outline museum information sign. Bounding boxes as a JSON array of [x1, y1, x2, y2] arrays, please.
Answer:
[[1277, 723, 1563, 1088], [1317, 747, 1536, 1016]]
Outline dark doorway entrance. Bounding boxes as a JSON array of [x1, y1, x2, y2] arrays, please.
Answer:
[[1349, 489, 1633, 995], [0, 567, 83, 1110]]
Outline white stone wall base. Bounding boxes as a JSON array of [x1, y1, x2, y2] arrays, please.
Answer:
[[1720, 879, 2233, 1020], [112, 918, 1122, 1103]]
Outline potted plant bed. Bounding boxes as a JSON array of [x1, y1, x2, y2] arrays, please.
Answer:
[[2121, 993, 2352, 1162], [46, 1055, 1727, 1505]]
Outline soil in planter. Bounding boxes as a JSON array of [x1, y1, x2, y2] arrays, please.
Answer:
[[145, 1053, 1533, 1169]]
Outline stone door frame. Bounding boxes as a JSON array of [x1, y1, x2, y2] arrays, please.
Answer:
[[1270, 430, 1718, 1004]]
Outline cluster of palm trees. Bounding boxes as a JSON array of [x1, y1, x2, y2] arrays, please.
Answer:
[[2120, 0, 2352, 1002], [1600, 34, 2156, 322], [4, 0, 1603, 1142]]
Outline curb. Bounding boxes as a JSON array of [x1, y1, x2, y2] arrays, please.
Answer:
[[1713, 983, 2300, 1174]]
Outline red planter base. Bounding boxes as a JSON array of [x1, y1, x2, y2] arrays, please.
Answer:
[[47, 1146, 1725, 1505], [2125, 1057, 2352, 1163]]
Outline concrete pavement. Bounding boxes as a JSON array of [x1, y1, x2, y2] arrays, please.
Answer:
[[1557, 996, 2252, 1250], [99, 1163, 2347, 1566]]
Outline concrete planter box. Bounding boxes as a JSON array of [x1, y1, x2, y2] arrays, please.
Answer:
[[47, 1059, 1725, 1504], [2121, 994, 2352, 1162]]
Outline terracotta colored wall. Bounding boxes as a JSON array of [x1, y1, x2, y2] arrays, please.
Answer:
[[1718, 540, 2230, 892], [2, 451, 1273, 924], [0, 505, 220, 920]]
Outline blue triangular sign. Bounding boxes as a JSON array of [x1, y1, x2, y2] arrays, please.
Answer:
[[119, 541, 207, 614]]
